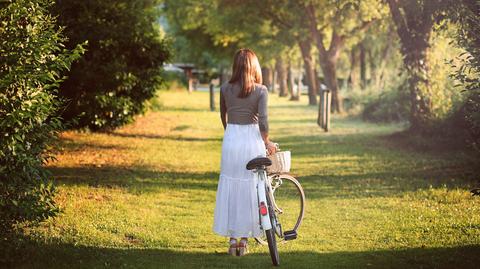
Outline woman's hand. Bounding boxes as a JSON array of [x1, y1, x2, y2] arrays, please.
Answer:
[[265, 141, 277, 156]]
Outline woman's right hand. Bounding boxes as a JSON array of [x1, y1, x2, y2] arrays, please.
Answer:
[[265, 141, 277, 156]]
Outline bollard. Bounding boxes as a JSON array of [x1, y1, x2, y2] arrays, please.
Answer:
[[209, 83, 215, 111], [324, 89, 331, 132], [318, 88, 331, 132]]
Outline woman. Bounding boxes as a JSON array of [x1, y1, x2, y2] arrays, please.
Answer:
[[213, 49, 277, 256]]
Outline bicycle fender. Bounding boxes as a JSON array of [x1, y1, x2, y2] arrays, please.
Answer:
[[257, 173, 272, 230]]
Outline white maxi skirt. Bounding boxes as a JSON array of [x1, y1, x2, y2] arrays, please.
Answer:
[[213, 123, 266, 238]]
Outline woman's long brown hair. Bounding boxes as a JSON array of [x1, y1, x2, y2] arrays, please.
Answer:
[[229, 48, 262, 98]]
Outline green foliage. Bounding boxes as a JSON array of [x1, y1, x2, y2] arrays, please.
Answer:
[[362, 81, 410, 123], [164, 0, 242, 72], [386, 0, 455, 130], [449, 0, 480, 153], [53, 0, 171, 131], [428, 25, 466, 119], [0, 0, 84, 235]]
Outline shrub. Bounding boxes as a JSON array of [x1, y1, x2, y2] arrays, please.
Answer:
[[362, 81, 410, 123], [0, 0, 84, 235], [449, 0, 480, 153], [53, 0, 171, 131], [162, 71, 188, 90]]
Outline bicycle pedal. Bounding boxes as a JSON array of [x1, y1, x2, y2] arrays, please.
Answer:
[[283, 230, 297, 241]]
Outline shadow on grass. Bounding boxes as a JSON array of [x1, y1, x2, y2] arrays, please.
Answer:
[[156, 106, 214, 112], [47, 166, 219, 193], [106, 132, 222, 142], [4, 238, 480, 269], [380, 130, 476, 155], [47, 114, 478, 199], [59, 137, 132, 150], [299, 172, 478, 200]]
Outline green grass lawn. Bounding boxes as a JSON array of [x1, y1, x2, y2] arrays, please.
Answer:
[[12, 90, 480, 268]]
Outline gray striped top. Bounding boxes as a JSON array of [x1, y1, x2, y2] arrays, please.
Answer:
[[220, 83, 269, 132]]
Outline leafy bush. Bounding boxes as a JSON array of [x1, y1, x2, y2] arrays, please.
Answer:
[[162, 71, 188, 90], [53, 0, 171, 131], [0, 0, 84, 234], [449, 0, 480, 153], [362, 81, 410, 123]]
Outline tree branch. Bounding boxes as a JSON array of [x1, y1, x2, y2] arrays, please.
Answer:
[[386, 0, 410, 44], [264, 9, 293, 30], [303, 3, 327, 56], [342, 19, 377, 39]]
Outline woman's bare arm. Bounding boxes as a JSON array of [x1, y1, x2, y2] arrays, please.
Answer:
[[258, 87, 276, 155], [220, 88, 227, 130]]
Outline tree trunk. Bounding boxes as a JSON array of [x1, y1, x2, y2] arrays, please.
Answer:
[[373, 29, 394, 90], [319, 54, 343, 113], [276, 58, 288, 97], [348, 45, 359, 90], [219, 66, 229, 86], [296, 68, 302, 101], [405, 46, 432, 130], [387, 0, 434, 131], [287, 63, 298, 100], [262, 67, 272, 91], [359, 42, 367, 89], [304, 3, 375, 114], [312, 30, 344, 113], [271, 69, 276, 93], [298, 39, 317, 105], [185, 68, 193, 93]]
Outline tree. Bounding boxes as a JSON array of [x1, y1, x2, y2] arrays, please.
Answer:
[[303, 0, 385, 113], [0, 0, 83, 235], [449, 0, 480, 151], [386, 0, 451, 130], [165, 0, 317, 103], [53, 0, 171, 131], [252, 0, 319, 105], [298, 36, 319, 105], [164, 0, 240, 83]]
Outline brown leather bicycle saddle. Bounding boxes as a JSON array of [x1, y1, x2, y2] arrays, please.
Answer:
[[246, 157, 272, 170]]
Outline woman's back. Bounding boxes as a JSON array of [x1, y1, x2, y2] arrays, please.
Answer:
[[220, 82, 269, 132]]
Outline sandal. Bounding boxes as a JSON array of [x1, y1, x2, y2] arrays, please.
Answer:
[[237, 239, 248, 256], [228, 239, 237, 256]]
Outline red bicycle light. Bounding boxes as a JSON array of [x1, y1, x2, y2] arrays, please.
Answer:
[[259, 202, 268, 216]]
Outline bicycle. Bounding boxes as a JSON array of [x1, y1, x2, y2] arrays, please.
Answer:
[[246, 144, 305, 266]]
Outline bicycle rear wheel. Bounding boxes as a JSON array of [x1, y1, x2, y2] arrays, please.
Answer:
[[265, 228, 279, 266]]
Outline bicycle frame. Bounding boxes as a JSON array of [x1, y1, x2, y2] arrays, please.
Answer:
[[268, 174, 284, 215]]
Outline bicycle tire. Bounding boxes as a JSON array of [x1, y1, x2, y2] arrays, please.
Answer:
[[272, 174, 305, 232], [256, 174, 305, 245], [265, 228, 279, 266], [265, 185, 280, 266]]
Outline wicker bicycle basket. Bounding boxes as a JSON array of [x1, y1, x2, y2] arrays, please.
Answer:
[[267, 151, 291, 174]]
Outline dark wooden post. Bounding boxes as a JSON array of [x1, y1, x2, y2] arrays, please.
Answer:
[[318, 88, 331, 132], [325, 89, 331, 131], [209, 83, 215, 111], [271, 69, 277, 93]]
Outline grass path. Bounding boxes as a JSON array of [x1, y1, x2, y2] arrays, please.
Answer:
[[17, 90, 480, 268]]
